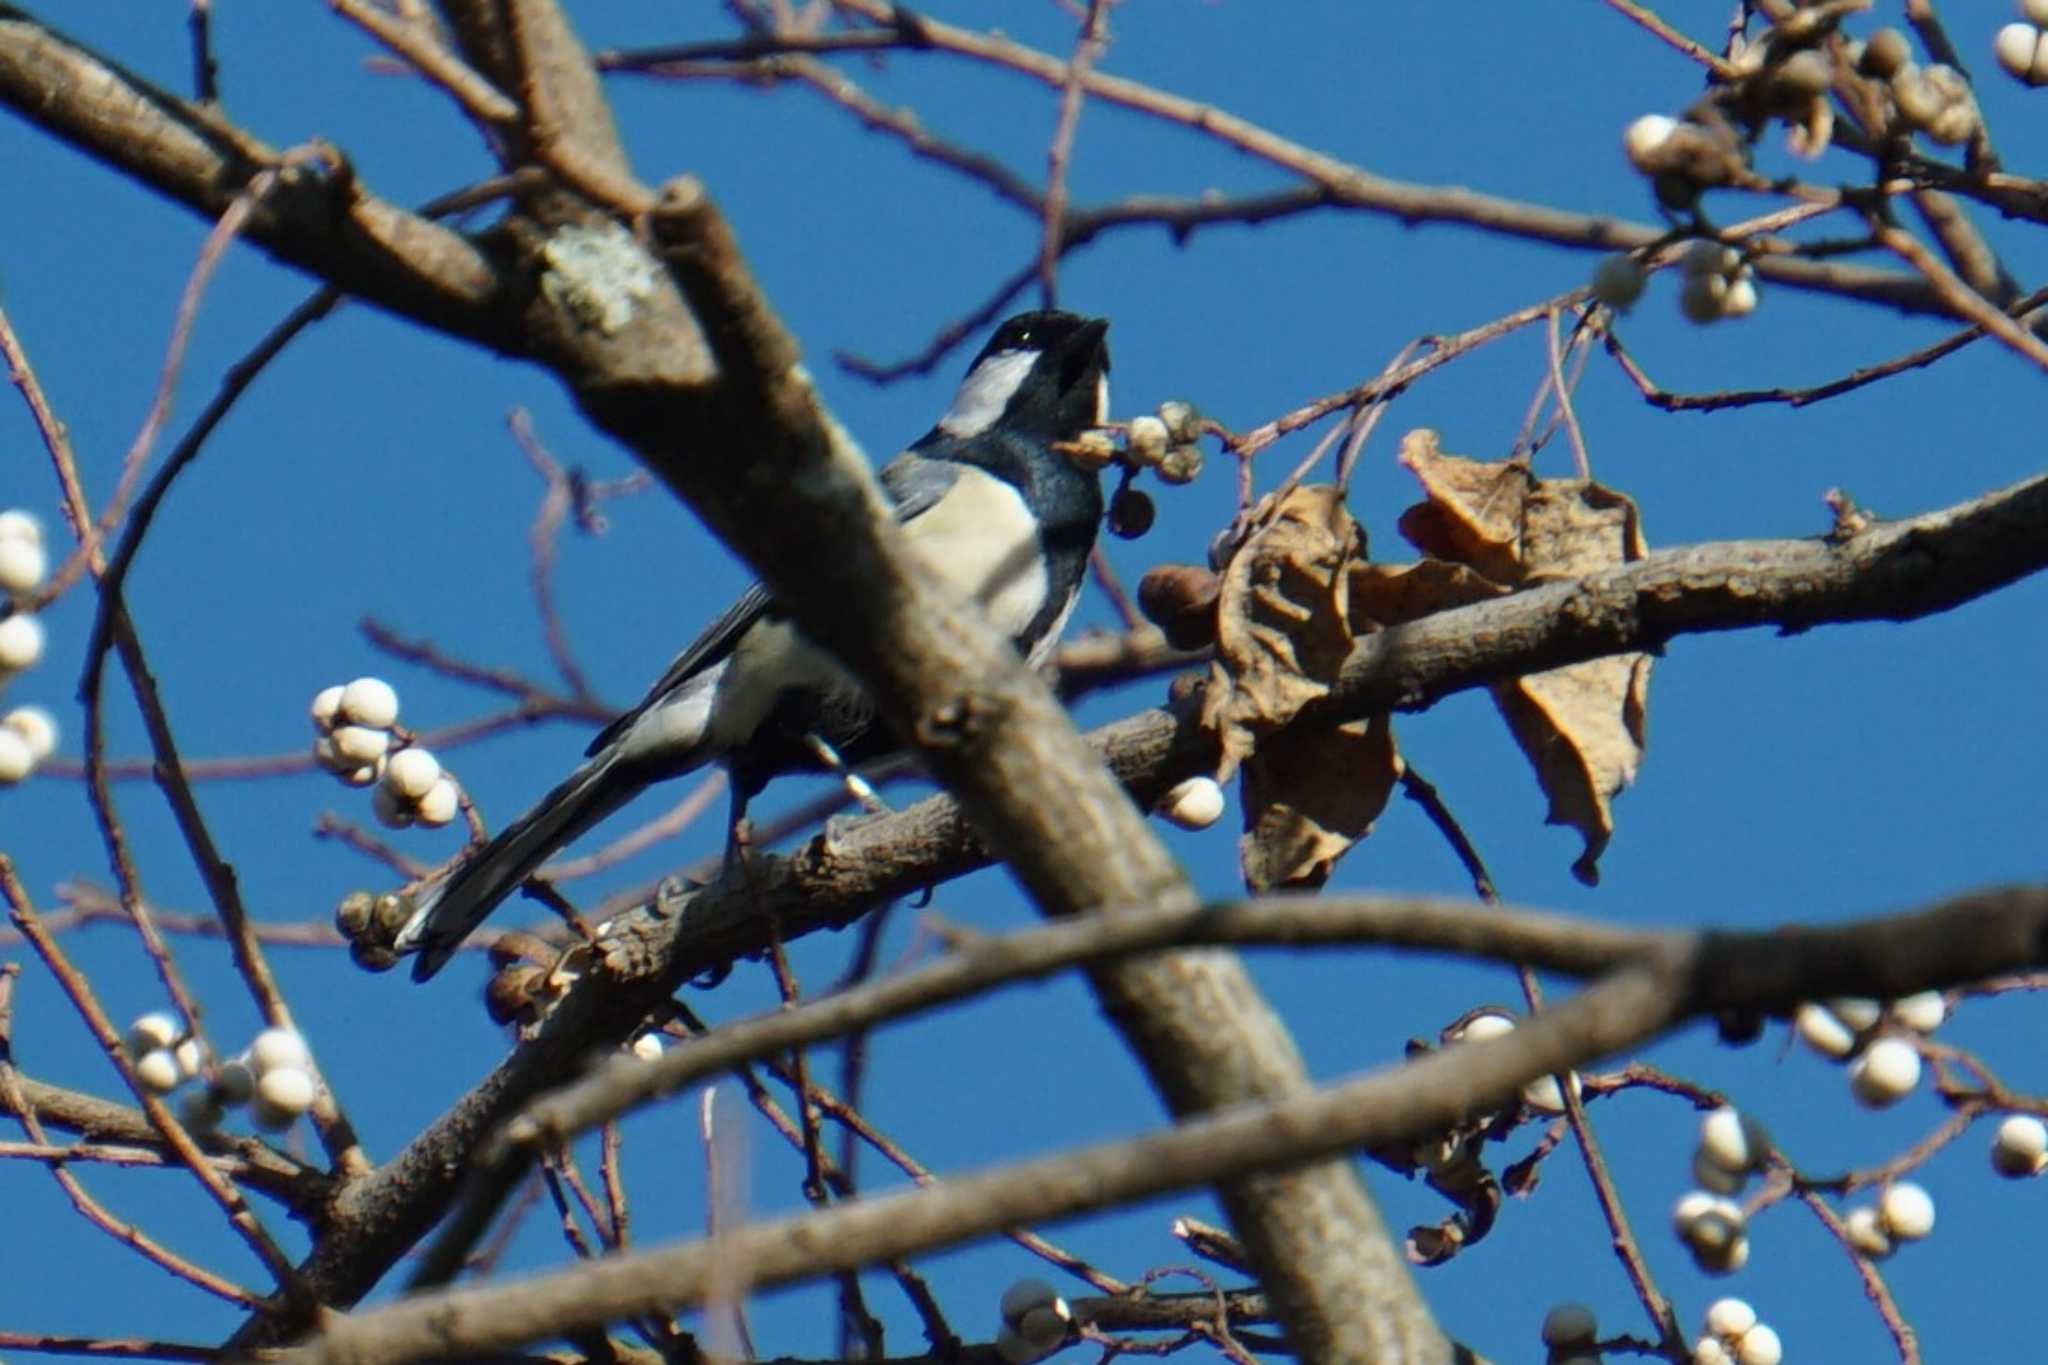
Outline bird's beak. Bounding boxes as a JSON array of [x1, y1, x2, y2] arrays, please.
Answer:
[[1057, 318, 1111, 393]]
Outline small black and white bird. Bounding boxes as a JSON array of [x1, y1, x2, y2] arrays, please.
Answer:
[[394, 311, 1112, 979]]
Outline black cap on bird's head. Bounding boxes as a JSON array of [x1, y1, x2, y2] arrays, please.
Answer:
[[936, 310, 1110, 443]]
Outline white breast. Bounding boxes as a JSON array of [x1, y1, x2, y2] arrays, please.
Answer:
[[904, 466, 1049, 640]]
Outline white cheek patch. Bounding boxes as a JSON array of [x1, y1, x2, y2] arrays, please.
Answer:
[[938, 349, 1037, 438]]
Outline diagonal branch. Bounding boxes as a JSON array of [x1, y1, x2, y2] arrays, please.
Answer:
[[277, 879, 2048, 1364]]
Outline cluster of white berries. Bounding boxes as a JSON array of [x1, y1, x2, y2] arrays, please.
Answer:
[[1852, 28, 1980, 146], [1793, 992, 1939, 1108], [1692, 1297, 1782, 1365], [1840, 1182, 1935, 1260], [125, 1015, 320, 1133], [1997, 1, 2048, 86], [1679, 241, 1760, 325], [1539, 1302, 1601, 1365], [0, 511, 56, 787], [310, 678, 460, 828], [1991, 1113, 2048, 1178], [1157, 775, 1225, 831], [994, 1279, 1072, 1364], [1587, 240, 1758, 325], [1674, 1106, 1770, 1273], [1064, 401, 1205, 485]]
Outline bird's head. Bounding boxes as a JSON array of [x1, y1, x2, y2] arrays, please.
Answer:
[[935, 310, 1111, 443]]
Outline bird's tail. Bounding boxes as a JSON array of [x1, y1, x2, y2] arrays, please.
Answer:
[[395, 750, 637, 981]]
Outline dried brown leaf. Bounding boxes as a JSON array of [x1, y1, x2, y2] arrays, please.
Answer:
[[1491, 655, 1652, 885], [1348, 557, 1508, 628], [1199, 485, 1364, 779], [1240, 712, 1402, 892], [1393, 429, 1530, 582], [1395, 429, 1654, 885]]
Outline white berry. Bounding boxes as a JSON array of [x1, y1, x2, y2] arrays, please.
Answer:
[[249, 1027, 311, 1075], [1674, 1190, 1719, 1237], [1705, 1297, 1757, 1338], [134, 1048, 183, 1094], [173, 1036, 205, 1079], [631, 1033, 664, 1061], [1736, 1323, 1783, 1365], [1126, 414, 1170, 462], [0, 536, 47, 594], [1591, 254, 1648, 310], [1159, 775, 1224, 830], [2026, 0, 2048, 29], [1992, 1114, 2048, 1177], [1879, 1181, 1935, 1240], [310, 684, 345, 732], [0, 729, 32, 784], [1623, 114, 1678, 169], [1694, 1336, 1735, 1365], [1996, 23, 2046, 84], [415, 775, 461, 827], [126, 1012, 179, 1057], [383, 746, 443, 800], [1680, 271, 1730, 323], [1889, 990, 1946, 1033], [4, 706, 58, 762], [1848, 1037, 1921, 1107], [338, 676, 399, 729], [0, 613, 46, 673], [1699, 1107, 1764, 1173], [1795, 1002, 1856, 1058], [1458, 1011, 1516, 1043], [1719, 275, 1759, 319], [1829, 997, 1882, 1031], [1843, 1204, 1893, 1258], [251, 1064, 318, 1129], [1541, 1303, 1597, 1348], [1523, 1070, 1579, 1114], [330, 725, 390, 765], [0, 509, 42, 545], [340, 761, 381, 788]]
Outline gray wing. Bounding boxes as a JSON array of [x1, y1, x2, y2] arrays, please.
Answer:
[[585, 453, 963, 757]]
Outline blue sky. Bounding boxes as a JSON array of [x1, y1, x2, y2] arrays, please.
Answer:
[[2, 3, 2045, 1362]]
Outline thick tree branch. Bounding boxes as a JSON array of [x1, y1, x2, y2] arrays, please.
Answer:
[[0, 6, 512, 346], [278, 881, 2048, 1364]]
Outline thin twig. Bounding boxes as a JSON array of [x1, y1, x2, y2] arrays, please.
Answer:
[[1038, 0, 1111, 306]]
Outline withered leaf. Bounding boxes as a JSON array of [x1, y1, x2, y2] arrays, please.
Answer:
[[1348, 557, 1508, 629], [1240, 711, 1402, 892], [1395, 429, 1653, 885], [1393, 429, 1531, 583], [1493, 656, 1652, 885], [1200, 484, 1365, 779]]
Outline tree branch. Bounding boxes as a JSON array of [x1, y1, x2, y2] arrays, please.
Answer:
[[277, 881, 2048, 1364]]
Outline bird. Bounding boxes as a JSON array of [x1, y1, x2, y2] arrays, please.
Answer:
[[393, 310, 1112, 980]]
